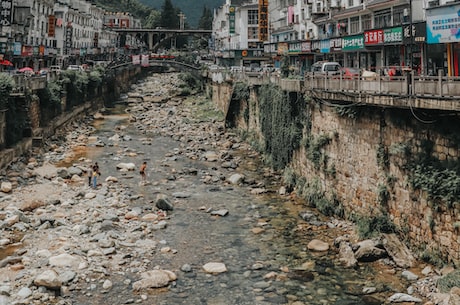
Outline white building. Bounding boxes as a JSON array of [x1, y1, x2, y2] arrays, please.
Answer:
[[212, 0, 268, 67]]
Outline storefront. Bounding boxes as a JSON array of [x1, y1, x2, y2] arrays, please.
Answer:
[[364, 27, 404, 70], [342, 34, 365, 69], [330, 37, 344, 66], [426, 5, 458, 76], [403, 22, 426, 75]]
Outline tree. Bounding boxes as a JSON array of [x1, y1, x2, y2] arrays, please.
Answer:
[[144, 10, 161, 28], [198, 6, 212, 30], [160, 0, 179, 29], [0, 74, 13, 110]]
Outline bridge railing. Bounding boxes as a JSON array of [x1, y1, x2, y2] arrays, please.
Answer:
[[303, 70, 460, 98]]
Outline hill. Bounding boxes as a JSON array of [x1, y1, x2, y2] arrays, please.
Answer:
[[139, 0, 225, 28]]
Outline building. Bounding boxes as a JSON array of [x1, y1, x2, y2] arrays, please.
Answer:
[[212, 0, 269, 67], [213, 0, 459, 76], [0, 0, 136, 71]]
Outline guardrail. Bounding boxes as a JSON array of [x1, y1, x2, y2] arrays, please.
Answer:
[[304, 70, 460, 98]]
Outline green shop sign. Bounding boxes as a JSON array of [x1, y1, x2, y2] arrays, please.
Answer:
[[342, 35, 364, 51], [384, 27, 402, 43]]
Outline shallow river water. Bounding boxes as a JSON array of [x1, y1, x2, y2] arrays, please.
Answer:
[[67, 85, 417, 305]]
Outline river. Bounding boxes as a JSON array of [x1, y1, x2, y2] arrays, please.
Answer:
[[0, 73, 428, 305], [65, 73, 421, 305]]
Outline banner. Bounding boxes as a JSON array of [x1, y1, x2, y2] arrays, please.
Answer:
[[426, 5, 460, 43], [48, 15, 56, 37], [132, 55, 140, 65], [141, 54, 149, 67], [64, 23, 73, 55], [258, 0, 268, 41], [229, 6, 235, 34], [0, 0, 12, 26], [342, 35, 364, 51], [13, 42, 21, 56]]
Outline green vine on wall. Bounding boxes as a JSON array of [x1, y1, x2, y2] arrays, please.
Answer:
[[305, 134, 331, 170], [376, 143, 390, 170], [258, 84, 305, 170], [0, 73, 13, 110], [406, 140, 460, 208], [232, 82, 250, 101], [294, 176, 344, 217], [0, 73, 28, 147]]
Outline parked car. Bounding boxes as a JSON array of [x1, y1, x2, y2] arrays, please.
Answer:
[[230, 66, 243, 72], [67, 65, 84, 71], [311, 61, 341, 75], [262, 64, 275, 73], [37, 68, 49, 76]]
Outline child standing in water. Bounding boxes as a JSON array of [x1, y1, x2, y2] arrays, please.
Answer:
[[139, 161, 147, 184]]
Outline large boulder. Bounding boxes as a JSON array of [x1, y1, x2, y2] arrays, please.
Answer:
[[307, 239, 329, 252], [155, 194, 174, 211], [381, 233, 415, 268], [132, 270, 177, 291], [34, 270, 62, 289], [354, 240, 387, 262], [338, 242, 358, 268], [0, 182, 12, 193], [203, 262, 227, 274], [116, 162, 136, 171]]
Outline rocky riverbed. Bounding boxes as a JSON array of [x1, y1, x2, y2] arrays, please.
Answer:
[[0, 73, 459, 305]]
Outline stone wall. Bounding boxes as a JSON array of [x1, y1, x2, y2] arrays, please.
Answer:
[[0, 65, 142, 170], [213, 81, 460, 265]]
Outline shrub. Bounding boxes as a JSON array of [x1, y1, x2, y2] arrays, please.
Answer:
[[354, 214, 396, 239], [437, 270, 460, 292], [0, 73, 14, 109]]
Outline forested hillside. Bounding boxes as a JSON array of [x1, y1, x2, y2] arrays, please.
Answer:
[[139, 0, 224, 27]]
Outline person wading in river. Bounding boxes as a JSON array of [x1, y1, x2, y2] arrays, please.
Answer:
[[139, 161, 147, 185], [92, 163, 100, 189], [87, 164, 93, 187]]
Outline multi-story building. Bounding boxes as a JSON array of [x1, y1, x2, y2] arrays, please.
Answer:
[[212, 0, 269, 67], [213, 0, 459, 76], [0, 0, 135, 71]]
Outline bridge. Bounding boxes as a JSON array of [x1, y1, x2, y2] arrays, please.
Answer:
[[113, 28, 212, 52]]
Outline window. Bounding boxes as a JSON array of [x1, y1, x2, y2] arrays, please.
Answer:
[[392, 5, 406, 26], [248, 10, 258, 25], [374, 9, 391, 28], [361, 14, 371, 31], [248, 27, 258, 40], [350, 16, 359, 34]]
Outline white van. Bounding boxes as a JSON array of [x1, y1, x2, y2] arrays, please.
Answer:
[[311, 61, 341, 75]]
